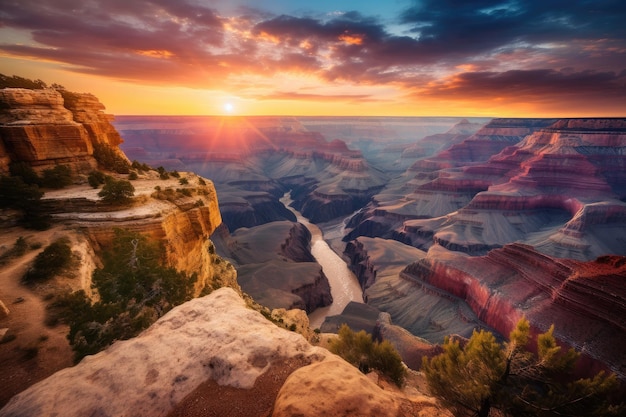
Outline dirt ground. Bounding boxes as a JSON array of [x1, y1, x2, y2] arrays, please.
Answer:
[[0, 225, 76, 407]]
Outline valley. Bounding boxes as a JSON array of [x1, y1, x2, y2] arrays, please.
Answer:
[[114, 115, 626, 380]]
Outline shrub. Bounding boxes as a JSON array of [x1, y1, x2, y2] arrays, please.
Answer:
[[329, 324, 406, 386], [170, 170, 180, 178], [128, 171, 138, 180], [179, 177, 188, 185], [0, 175, 50, 229], [93, 142, 130, 174], [198, 177, 206, 186], [423, 318, 624, 417], [0, 236, 29, 265], [0, 73, 47, 89], [98, 177, 135, 204], [87, 170, 107, 188], [23, 238, 72, 283], [9, 162, 40, 185], [40, 165, 72, 189], [53, 229, 198, 361]]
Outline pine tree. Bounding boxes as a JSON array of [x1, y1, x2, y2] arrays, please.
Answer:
[[422, 318, 623, 416]]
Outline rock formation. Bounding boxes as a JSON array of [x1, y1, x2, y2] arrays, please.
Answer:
[[401, 244, 626, 379], [216, 221, 332, 312], [0, 288, 451, 417], [0, 88, 127, 176]]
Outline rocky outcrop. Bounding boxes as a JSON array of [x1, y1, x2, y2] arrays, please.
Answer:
[[0, 88, 126, 176], [218, 221, 333, 312], [1, 288, 451, 417], [0, 288, 328, 417], [402, 244, 626, 378], [42, 173, 230, 296], [217, 187, 296, 231], [374, 312, 443, 370]]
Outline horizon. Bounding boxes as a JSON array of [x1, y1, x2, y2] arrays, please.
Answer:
[[1, 0, 625, 117]]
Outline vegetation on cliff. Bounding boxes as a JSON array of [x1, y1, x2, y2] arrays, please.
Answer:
[[422, 318, 624, 417], [49, 229, 200, 362], [329, 324, 406, 387]]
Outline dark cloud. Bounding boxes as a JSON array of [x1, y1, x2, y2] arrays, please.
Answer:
[[400, 0, 626, 54], [409, 68, 626, 113]]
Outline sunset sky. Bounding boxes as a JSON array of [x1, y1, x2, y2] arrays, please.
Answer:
[[1, 0, 625, 117]]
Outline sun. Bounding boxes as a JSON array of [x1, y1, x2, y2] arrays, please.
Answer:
[[223, 102, 235, 114]]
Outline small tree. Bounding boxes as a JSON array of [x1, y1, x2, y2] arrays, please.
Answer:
[[88, 170, 107, 188], [330, 324, 406, 386], [98, 177, 134, 204], [23, 238, 72, 283], [422, 318, 623, 417]]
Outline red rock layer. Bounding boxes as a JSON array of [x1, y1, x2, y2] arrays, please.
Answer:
[[403, 244, 626, 378]]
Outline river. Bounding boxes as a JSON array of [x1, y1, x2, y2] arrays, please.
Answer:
[[280, 194, 364, 328]]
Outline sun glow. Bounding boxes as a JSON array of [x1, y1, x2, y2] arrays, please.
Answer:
[[223, 102, 235, 114]]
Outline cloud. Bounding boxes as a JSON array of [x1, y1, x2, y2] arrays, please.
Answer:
[[0, 0, 624, 112], [251, 91, 381, 103]]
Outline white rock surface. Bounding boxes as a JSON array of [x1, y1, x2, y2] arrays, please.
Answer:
[[0, 288, 329, 417]]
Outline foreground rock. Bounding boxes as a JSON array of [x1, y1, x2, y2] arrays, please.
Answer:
[[1, 288, 450, 417]]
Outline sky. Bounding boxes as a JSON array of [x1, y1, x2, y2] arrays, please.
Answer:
[[1, 0, 625, 117]]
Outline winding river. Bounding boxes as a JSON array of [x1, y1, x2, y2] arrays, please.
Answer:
[[280, 194, 364, 328]]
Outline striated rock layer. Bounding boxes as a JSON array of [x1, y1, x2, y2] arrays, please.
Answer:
[[402, 244, 626, 379], [217, 221, 333, 312], [0, 88, 127, 176]]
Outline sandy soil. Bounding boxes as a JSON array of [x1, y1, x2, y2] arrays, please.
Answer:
[[166, 357, 310, 417], [0, 225, 75, 407]]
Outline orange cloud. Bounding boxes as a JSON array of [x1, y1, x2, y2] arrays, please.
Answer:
[[338, 33, 364, 45]]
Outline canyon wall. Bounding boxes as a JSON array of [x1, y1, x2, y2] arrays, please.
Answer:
[[401, 244, 626, 378], [0, 88, 127, 176]]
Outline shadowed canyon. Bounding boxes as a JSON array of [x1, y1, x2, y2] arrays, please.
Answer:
[[0, 87, 625, 415]]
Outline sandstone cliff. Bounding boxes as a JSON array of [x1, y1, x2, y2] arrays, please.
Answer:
[[0, 88, 127, 176], [0, 288, 451, 417]]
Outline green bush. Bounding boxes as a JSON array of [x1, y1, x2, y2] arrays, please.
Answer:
[[131, 160, 151, 172], [93, 142, 130, 174], [423, 318, 624, 417], [98, 177, 135, 204], [40, 165, 72, 189], [87, 170, 107, 188], [52, 229, 198, 361], [23, 238, 72, 283], [128, 171, 138, 180], [0, 175, 50, 229], [329, 324, 406, 386]]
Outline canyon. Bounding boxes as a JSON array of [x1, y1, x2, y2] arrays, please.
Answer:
[[114, 114, 626, 381], [1, 85, 625, 414]]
